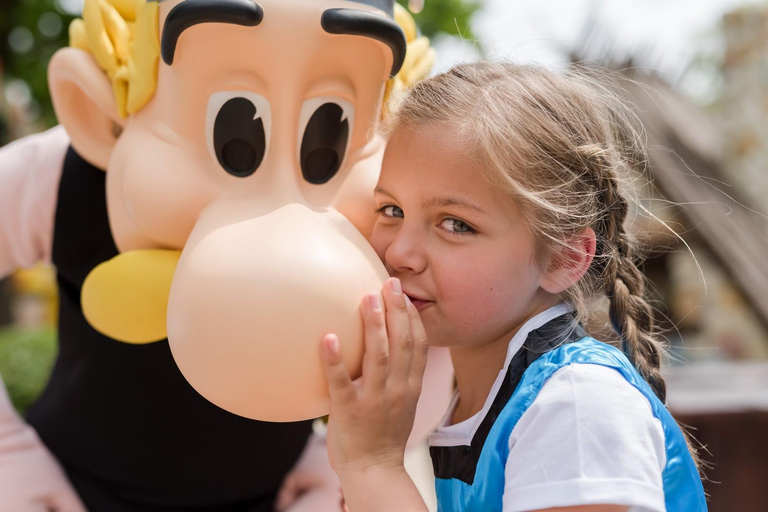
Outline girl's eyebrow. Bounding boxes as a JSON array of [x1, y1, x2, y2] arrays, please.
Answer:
[[422, 196, 486, 214], [374, 187, 395, 198], [375, 188, 485, 214]]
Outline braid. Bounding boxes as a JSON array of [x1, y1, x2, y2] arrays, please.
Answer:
[[587, 148, 668, 403]]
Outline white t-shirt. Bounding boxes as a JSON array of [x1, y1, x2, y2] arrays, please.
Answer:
[[429, 304, 667, 512]]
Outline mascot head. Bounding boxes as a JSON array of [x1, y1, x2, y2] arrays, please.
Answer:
[[47, 0, 434, 421]]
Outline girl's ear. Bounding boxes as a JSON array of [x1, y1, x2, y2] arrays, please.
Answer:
[[540, 227, 596, 294], [48, 48, 125, 171]]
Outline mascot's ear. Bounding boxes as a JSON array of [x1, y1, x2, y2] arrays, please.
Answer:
[[48, 48, 124, 171]]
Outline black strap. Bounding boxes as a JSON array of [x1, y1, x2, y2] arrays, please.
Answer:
[[430, 313, 587, 484]]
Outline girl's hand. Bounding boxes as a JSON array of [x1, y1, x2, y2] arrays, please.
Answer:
[[320, 277, 428, 474], [319, 278, 430, 512]]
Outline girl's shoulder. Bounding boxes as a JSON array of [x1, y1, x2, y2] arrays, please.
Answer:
[[516, 337, 665, 449], [503, 362, 667, 512], [519, 361, 664, 438]]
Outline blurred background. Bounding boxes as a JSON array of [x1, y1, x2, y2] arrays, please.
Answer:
[[1, 0, 767, 509]]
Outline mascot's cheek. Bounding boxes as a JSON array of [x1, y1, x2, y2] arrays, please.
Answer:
[[166, 204, 388, 422], [108, 132, 220, 252]]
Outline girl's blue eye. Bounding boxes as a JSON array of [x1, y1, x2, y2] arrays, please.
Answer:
[[379, 205, 404, 218], [441, 218, 474, 234]]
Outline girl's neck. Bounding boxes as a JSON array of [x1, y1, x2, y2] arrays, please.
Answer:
[[449, 340, 509, 425], [448, 296, 563, 425]]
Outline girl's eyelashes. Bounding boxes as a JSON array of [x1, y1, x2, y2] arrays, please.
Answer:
[[439, 217, 476, 236], [376, 204, 404, 219], [374, 203, 476, 235]]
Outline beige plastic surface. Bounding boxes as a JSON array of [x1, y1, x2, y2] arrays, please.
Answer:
[[168, 204, 389, 421]]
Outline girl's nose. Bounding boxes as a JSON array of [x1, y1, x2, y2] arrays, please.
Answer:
[[384, 227, 427, 274]]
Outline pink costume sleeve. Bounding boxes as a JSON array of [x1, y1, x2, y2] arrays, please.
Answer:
[[0, 126, 69, 278]]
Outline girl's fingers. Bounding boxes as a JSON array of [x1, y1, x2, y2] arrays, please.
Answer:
[[360, 293, 390, 390], [383, 278, 414, 383], [320, 334, 355, 404], [405, 297, 429, 384]]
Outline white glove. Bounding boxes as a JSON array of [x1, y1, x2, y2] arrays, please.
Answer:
[[0, 373, 87, 512], [275, 429, 342, 512]]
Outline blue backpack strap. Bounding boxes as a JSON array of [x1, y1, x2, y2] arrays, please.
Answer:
[[433, 334, 706, 512], [432, 314, 587, 512], [518, 339, 707, 512], [430, 314, 587, 484]]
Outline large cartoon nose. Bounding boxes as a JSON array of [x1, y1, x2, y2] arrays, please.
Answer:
[[166, 200, 388, 422]]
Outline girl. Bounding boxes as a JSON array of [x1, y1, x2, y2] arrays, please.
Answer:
[[319, 62, 706, 512]]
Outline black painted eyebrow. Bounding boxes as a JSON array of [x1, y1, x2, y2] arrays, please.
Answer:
[[321, 8, 406, 78], [161, 0, 264, 65]]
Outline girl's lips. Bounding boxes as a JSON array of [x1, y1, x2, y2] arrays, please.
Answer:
[[405, 294, 434, 311]]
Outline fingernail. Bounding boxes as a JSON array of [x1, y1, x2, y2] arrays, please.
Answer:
[[327, 335, 339, 353], [390, 278, 402, 295], [369, 294, 381, 311]]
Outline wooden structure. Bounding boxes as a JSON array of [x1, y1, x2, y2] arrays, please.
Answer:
[[571, 23, 768, 509]]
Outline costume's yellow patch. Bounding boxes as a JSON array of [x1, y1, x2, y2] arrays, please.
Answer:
[[82, 250, 181, 344]]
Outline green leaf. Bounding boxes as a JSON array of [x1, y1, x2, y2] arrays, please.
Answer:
[[0, 327, 57, 415], [397, 0, 482, 41]]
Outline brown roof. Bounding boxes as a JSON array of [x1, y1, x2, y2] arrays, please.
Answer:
[[618, 74, 768, 328]]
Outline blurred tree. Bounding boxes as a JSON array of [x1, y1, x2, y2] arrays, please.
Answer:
[[398, 0, 482, 42], [0, 54, 8, 144], [0, 52, 11, 327], [0, 0, 76, 128]]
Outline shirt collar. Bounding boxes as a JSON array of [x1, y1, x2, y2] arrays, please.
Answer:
[[502, 302, 576, 374]]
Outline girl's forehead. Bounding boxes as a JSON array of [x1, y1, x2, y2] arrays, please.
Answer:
[[380, 135, 516, 214], [380, 125, 528, 223], [390, 121, 467, 149]]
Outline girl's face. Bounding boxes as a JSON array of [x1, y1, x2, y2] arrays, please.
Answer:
[[370, 123, 559, 349]]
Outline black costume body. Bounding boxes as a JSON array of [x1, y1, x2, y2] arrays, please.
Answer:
[[25, 148, 313, 511]]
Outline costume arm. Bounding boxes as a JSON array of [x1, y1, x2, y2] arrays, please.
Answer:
[[409, 346, 453, 445], [404, 346, 452, 510], [0, 126, 85, 510], [0, 126, 69, 278], [0, 369, 87, 511]]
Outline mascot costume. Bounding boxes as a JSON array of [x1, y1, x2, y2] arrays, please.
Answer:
[[0, 0, 453, 510]]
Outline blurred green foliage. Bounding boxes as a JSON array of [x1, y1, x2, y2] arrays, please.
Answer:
[[397, 0, 481, 41], [0, 328, 57, 414], [0, 0, 77, 129]]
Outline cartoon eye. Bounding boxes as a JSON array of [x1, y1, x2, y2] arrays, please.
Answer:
[[298, 97, 354, 185], [206, 91, 271, 178]]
